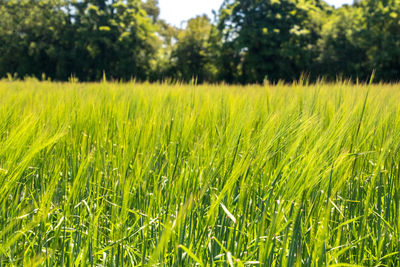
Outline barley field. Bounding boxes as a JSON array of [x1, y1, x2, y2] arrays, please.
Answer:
[[0, 80, 399, 266]]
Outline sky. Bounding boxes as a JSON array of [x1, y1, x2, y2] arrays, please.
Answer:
[[159, 0, 354, 27]]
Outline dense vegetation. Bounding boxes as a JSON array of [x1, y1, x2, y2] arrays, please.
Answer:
[[0, 80, 400, 265], [1, 0, 400, 83]]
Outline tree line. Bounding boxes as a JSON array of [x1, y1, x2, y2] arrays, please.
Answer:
[[1, 0, 400, 83]]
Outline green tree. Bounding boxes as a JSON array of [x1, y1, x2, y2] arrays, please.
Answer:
[[0, 0, 69, 79], [358, 0, 400, 81], [217, 0, 326, 83], [316, 0, 400, 82], [0, 0, 160, 81], [142, 0, 160, 22], [170, 15, 219, 83], [150, 19, 179, 81], [68, 0, 160, 80], [316, 4, 368, 80]]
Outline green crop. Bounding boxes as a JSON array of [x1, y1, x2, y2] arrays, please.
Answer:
[[0, 80, 399, 266]]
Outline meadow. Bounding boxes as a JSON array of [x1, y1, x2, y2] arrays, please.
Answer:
[[0, 80, 399, 266]]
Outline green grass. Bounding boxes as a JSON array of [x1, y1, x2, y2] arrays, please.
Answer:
[[0, 80, 399, 266]]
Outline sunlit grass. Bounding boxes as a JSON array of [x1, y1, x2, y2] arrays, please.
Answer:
[[0, 80, 399, 266]]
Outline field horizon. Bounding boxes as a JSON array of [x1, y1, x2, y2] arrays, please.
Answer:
[[0, 81, 399, 266]]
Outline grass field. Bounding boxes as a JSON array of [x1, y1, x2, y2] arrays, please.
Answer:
[[0, 80, 399, 266]]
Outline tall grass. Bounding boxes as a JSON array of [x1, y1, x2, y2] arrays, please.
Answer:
[[0, 80, 399, 266]]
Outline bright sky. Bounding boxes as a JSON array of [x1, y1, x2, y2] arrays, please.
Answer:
[[159, 0, 354, 27]]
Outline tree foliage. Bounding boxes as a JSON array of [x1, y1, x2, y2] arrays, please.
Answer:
[[217, 0, 325, 83], [0, 0, 159, 81], [1, 0, 400, 83], [169, 15, 218, 83]]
